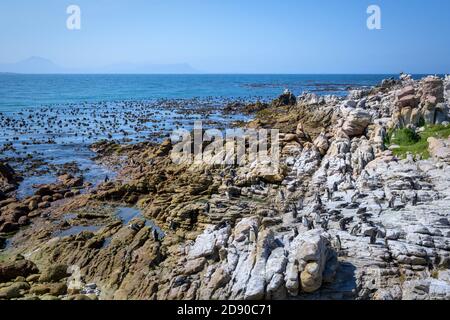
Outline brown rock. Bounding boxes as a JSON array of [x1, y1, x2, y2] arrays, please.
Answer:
[[0, 282, 29, 299], [0, 259, 39, 283], [41, 195, 53, 202], [39, 264, 69, 283], [52, 193, 64, 201], [38, 201, 50, 209], [184, 257, 207, 275], [64, 192, 74, 198], [17, 216, 29, 226], [28, 200, 38, 211], [35, 186, 53, 197], [30, 283, 67, 296]]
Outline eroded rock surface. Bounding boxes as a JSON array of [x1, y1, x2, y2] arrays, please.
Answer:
[[1, 74, 450, 300]]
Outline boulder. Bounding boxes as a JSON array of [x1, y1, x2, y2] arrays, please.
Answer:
[[39, 264, 69, 283], [396, 85, 417, 108], [435, 103, 449, 124], [30, 283, 67, 296], [58, 174, 83, 188], [342, 109, 372, 137], [272, 90, 297, 107], [0, 282, 29, 299], [313, 133, 329, 156], [420, 76, 444, 106], [0, 259, 39, 283], [428, 136, 450, 162]]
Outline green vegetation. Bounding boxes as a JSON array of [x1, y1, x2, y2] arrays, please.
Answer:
[[385, 124, 450, 159], [0, 252, 10, 263]]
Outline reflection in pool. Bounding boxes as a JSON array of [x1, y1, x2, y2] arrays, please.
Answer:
[[51, 207, 165, 241], [116, 207, 165, 239], [54, 225, 101, 238]]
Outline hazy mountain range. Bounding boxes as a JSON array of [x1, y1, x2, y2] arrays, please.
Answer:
[[0, 57, 199, 74]]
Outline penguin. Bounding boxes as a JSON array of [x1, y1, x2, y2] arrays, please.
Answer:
[[304, 217, 314, 230], [401, 192, 408, 204], [333, 181, 338, 192], [350, 224, 361, 236], [291, 203, 298, 219], [279, 190, 285, 201], [315, 212, 322, 224], [388, 195, 396, 209], [249, 228, 257, 242], [315, 193, 322, 206], [373, 196, 382, 210], [375, 223, 387, 239], [302, 216, 309, 229], [351, 191, 360, 203], [128, 223, 140, 231], [339, 217, 353, 231], [297, 198, 304, 211], [335, 235, 342, 252], [370, 232, 377, 245], [412, 192, 418, 206], [321, 217, 329, 231], [356, 207, 367, 215], [326, 187, 333, 202], [152, 229, 159, 242]]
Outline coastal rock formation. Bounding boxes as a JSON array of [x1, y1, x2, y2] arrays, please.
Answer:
[[1, 74, 450, 301], [391, 75, 449, 128]]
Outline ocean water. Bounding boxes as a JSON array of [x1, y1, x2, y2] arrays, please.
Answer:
[[0, 74, 408, 112], [0, 74, 421, 198]]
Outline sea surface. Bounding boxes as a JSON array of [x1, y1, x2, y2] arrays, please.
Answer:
[[0, 74, 416, 112], [0, 74, 421, 197]]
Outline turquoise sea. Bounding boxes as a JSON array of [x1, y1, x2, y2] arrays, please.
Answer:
[[0, 74, 419, 112]]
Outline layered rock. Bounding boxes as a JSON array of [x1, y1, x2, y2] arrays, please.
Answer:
[[1, 74, 450, 301]]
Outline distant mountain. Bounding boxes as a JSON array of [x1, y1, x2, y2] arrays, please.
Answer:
[[0, 57, 199, 74], [0, 57, 64, 74]]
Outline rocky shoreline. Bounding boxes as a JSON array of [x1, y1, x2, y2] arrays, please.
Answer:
[[1, 74, 450, 300]]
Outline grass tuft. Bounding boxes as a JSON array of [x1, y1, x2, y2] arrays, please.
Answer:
[[386, 124, 450, 159]]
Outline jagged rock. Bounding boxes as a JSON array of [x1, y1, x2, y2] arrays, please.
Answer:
[[428, 136, 450, 162], [58, 174, 83, 188], [402, 279, 450, 300], [313, 133, 329, 156], [2, 74, 450, 302], [396, 85, 417, 108], [342, 109, 372, 137], [420, 76, 444, 106], [272, 90, 297, 107], [434, 103, 449, 124]]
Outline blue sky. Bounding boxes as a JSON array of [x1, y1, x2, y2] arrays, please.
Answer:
[[0, 0, 449, 73]]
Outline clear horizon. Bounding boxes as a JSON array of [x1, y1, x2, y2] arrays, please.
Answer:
[[1, 0, 449, 74]]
